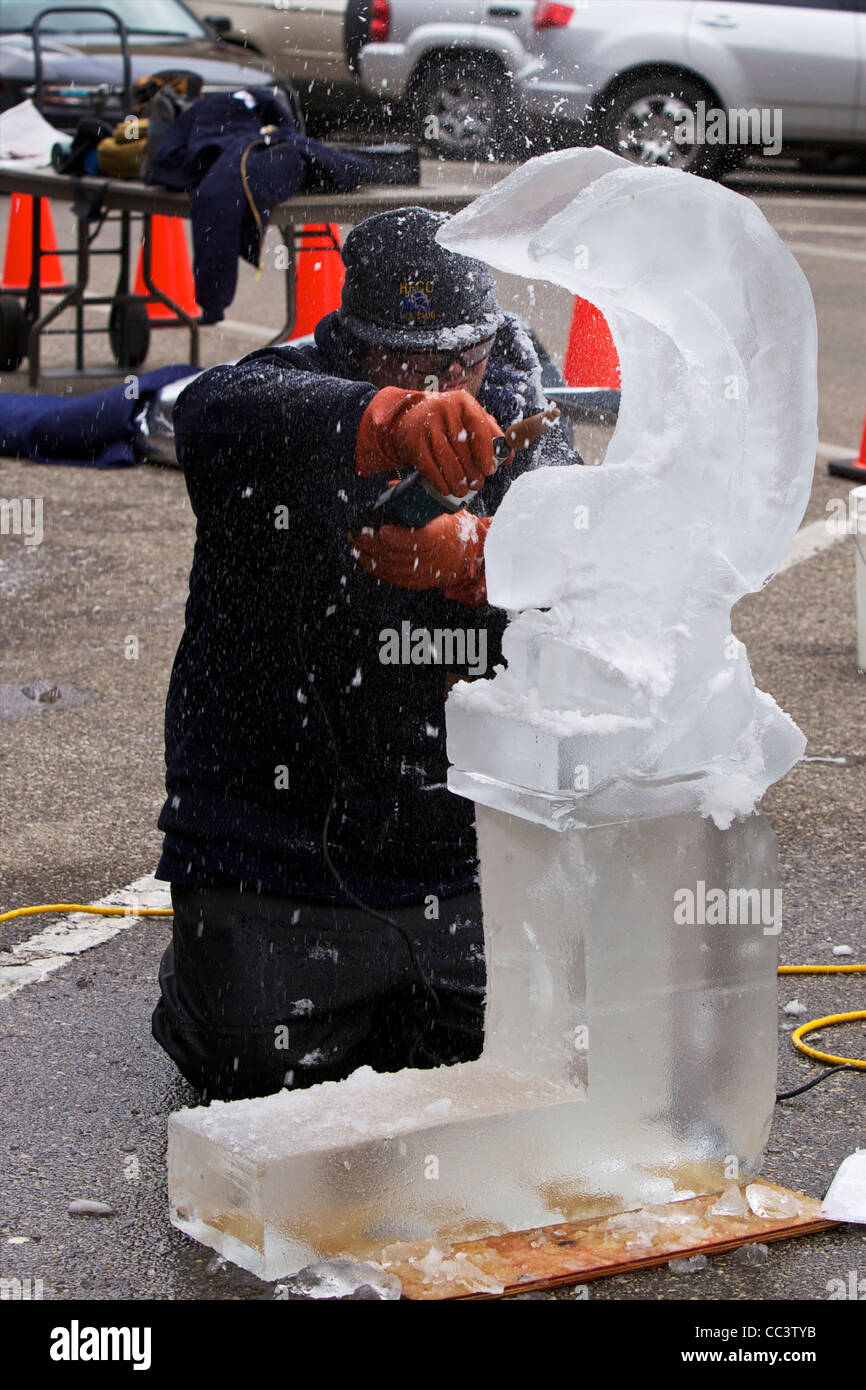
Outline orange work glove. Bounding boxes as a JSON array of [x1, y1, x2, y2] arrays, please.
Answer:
[[355, 387, 510, 499], [351, 512, 493, 607]]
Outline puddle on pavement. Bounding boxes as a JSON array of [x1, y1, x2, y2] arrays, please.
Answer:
[[0, 682, 95, 720]]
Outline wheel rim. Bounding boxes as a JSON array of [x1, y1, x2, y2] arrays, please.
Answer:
[[427, 74, 500, 151], [615, 93, 698, 169]]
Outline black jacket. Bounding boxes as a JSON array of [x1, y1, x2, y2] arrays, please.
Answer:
[[156, 313, 577, 906]]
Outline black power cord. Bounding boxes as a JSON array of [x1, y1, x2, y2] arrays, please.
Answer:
[[776, 1064, 864, 1102]]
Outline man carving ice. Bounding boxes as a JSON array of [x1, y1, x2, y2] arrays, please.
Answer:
[[151, 207, 579, 1100]]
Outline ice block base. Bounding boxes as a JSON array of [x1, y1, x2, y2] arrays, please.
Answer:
[[169, 1059, 731, 1280], [168, 809, 779, 1281]]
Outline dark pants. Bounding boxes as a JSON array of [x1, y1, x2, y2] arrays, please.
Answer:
[[151, 883, 486, 1101]]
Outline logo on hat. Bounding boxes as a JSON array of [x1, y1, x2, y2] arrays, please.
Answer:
[[399, 279, 436, 323]]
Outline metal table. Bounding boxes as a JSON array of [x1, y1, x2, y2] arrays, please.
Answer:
[[0, 166, 477, 387]]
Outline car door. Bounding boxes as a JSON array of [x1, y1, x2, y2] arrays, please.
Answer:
[[272, 0, 352, 87], [687, 0, 860, 139], [190, 0, 353, 89]]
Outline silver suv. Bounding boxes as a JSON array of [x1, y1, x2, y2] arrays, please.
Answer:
[[356, 1, 539, 156], [189, 0, 866, 170], [188, 0, 539, 156], [520, 0, 866, 176]]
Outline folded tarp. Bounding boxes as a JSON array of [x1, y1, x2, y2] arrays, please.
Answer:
[[0, 365, 197, 467]]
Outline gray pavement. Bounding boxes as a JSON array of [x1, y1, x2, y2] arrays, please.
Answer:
[[0, 158, 865, 1304]]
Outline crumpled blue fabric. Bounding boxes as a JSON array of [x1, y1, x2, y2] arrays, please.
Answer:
[[0, 365, 195, 467], [147, 88, 372, 323]]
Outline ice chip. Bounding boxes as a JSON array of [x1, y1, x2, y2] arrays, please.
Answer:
[[450, 1257, 505, 1295], [706, 1184, 750, 1218], [668, 1255, 707, 1274], [415, 1247, 503, 1293], [832, 945, 853, 957], [732, 1242, 769, 1266], [278, 1260, 401, 1300], [783, 1000, 808, 1017], [415, 1244, 447, 1279], [745, 1184, 800, 1219], [821, 1150, 866, 1223]]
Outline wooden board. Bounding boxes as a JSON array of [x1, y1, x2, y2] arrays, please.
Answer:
[[375, 1182, 834, 1300]]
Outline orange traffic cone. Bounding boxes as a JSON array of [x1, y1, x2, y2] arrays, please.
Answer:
[[563, 295, 620, 390], [828, 411, 866, 484], [290, 223, 344, 339], [1, 193, 64, 290], [134, 215, 199, 320]]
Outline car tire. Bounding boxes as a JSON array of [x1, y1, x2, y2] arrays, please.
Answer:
[[109, 298, 150, 369], [0, 294, 27, 371], [597, 71, 725, 178], [415, 55, 514, 161]]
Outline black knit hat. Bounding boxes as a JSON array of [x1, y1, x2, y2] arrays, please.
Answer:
[[337, 206, 504, 352]]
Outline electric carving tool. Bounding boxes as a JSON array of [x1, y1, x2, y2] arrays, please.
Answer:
[[354, 404, 561, 530]]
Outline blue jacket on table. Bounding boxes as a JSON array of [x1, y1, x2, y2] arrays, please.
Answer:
[[147, 89, 371, 323], [156, 312, 578, 908]]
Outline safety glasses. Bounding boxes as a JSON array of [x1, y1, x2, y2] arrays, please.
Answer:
[[400, 336, 495, 376]]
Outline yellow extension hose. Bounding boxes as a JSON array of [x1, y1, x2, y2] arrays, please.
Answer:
[[778, 963, 866, 1069], [0, 904, 863, 1070], [0, 904, 172, 922]]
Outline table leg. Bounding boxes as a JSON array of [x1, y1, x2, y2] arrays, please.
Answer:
[[27, 209, 89, 388], [268, 224, 296, 346]]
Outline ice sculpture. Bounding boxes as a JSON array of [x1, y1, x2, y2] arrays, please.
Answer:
[[441, 145, 817, 828], [167, 149, 817, 1282]]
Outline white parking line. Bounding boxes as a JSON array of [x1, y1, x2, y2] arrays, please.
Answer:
[[752, 196, 866, 211], [818, 440, 859, 459], [773, 224, 866, 236], [0, 874, 170, 1002], [777, 516, 845, 574], [774, 448, 861, 574], [784, 242, 866, 264]]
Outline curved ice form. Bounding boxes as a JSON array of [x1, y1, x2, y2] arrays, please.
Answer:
[[439, 147, 818, 829]]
